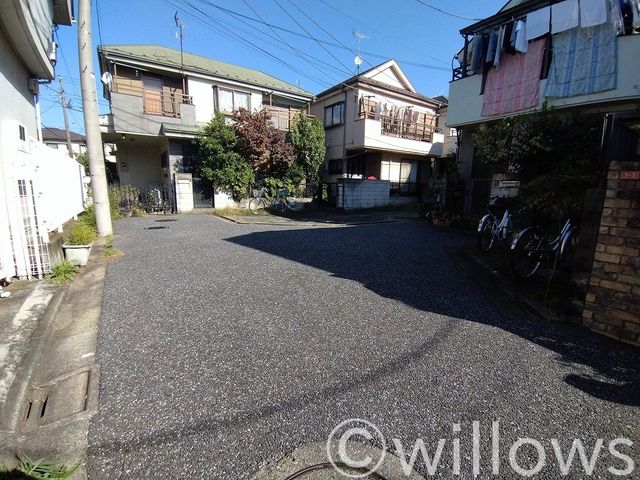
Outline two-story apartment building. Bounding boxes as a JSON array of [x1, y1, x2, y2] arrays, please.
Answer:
[[311, 60, 445, 201], [447, 0, 640, 213], [98, 45, 314, 201]]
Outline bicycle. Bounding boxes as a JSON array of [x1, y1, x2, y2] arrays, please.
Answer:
[[477, 207, 516, 252], [248, 188, 296, 214], [510, 218, 578, 279]]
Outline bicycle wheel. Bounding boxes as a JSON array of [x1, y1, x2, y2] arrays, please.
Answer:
[[560, 229, 579, 270], [511, 228, 544, 279], [249, 197, 267, 213], [477, 216, 495, 252]]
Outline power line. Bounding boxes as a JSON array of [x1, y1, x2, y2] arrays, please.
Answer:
[[96, 0, 105, 46], [316, 0, 450, 66], [167, 0, 328, 88], [271, 0, 354, 74], [242, 0, 350, 78], [184, 0, 450, 72], [285, 0, 371, 69], [414, 0, 481, 21]]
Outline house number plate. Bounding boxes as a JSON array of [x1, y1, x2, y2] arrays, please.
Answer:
[[620, 171, 640, 180]]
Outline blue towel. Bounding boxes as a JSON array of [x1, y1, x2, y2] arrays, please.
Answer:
[[544, 22, 617, 98]]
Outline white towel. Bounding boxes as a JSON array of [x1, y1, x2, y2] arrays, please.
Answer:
[[551, 0, 580, 33], [580, 0, 608, 27], [526, 6, 551, 40], [514, 20, 528, 52]]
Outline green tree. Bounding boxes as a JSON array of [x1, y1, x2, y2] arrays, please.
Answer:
[[195, 114, 254, 201], [290, 111, 326, 187], [472, 107, 602, 213]]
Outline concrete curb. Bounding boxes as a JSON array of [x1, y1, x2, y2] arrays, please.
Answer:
[[462, 249, 560, 323], [217, 214, 412, 228], [0, 285, 67, 435]]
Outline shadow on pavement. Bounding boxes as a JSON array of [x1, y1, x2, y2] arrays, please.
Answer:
[[225, 224, 640, 407]]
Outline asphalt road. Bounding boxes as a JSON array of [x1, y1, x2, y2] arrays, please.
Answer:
[[87, 215, 640, 479]]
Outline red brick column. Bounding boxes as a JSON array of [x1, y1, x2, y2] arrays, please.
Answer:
[[582, 161, 640, 345]]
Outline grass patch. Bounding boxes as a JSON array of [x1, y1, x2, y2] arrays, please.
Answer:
[[212, 207, 265, 217], [0, 455, 79, 479], [103, 236, 122, 259], [47, 260, 78, 285]]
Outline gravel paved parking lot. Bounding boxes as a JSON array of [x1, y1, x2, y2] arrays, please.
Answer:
[[88, 215, 640, 479]]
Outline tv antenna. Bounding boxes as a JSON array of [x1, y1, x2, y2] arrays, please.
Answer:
[[352, 29, 369, 74]]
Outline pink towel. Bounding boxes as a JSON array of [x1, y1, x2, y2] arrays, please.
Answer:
[[481, 39, 546, 117]]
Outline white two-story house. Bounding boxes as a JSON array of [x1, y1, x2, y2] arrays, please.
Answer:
[[447, 0, 640, 214], [98, 44, 314, 204], [311, 60, 445, 200]]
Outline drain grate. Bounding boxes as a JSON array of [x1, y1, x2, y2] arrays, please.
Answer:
[[154, 219, 177, 222], [20, 370, 91, 432], [144, 226, 169, 230]]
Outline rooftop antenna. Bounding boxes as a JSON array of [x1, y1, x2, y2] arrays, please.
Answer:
[[175, 12, 186, 92], [352, 29, 369, 74]]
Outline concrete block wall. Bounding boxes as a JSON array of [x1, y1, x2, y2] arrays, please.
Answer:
[[582, 161, 640, 346], [338, 179, 390, 210]]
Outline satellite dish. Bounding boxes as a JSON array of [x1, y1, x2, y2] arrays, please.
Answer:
[[354, 55, 363, 66]]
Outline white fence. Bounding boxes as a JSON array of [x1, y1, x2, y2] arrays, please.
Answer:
[[0, 124, 86, 281]]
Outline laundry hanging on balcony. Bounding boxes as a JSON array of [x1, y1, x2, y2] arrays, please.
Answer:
[[526, 6, 551, 40], [481, 38, 547, 116], [552, 0, 580, 33], [544, 20, 617, 98], [580, 0, 608, 27]]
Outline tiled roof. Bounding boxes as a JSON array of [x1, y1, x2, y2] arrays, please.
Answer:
[[99, 44, 313, 98]]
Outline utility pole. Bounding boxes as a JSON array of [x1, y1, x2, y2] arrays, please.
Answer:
[[174, 12, 186, 93], [78, 0, 112, 236], [58, 76, 74, 158]]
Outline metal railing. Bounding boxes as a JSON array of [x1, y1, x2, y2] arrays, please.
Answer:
[[111, 184, 175, 214], [358, 98, 438, 142]]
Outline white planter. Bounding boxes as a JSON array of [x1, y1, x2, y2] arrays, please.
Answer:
[[62, 243, 93, 266]]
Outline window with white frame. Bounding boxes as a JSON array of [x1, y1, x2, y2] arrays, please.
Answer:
[[217, 87, 251, 113], [324, 102, 344, 128]]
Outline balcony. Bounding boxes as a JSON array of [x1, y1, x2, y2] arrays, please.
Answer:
[[448, 34, 640, 127], [265, 105, 312, 131], [358, 98, 440, 143], [112, 80, 193, 118]]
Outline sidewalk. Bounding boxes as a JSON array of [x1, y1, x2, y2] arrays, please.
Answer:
[[0, 243, 107, 477]]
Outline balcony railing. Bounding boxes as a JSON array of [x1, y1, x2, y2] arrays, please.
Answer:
[[358, 98, 439, 143], [111, 80, 193, 118], [265, 105, 312, 131]]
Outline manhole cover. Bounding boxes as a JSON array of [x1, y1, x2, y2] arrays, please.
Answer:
[[155, 219, 177, 222], [144, 226, 169, 230]]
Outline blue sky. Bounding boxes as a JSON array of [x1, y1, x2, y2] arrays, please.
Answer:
[[41, 0, 507, 133]]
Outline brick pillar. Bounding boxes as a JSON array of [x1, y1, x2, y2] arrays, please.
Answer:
[[582, 161, 640, 345]]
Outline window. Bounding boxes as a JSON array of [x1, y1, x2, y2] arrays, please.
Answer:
[[328, 159, 343, 174], [217, 88, 251, 113], [142, 76, 164, 114], [18, 125, 26, 141], [324, 102, 345, 128]]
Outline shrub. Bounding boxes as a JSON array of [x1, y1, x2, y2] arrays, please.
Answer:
[[48, 260, 78, 285], [63, 221, 97, 245]]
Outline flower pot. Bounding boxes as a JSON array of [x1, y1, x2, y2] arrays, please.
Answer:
[[62, 243, 93, 266]]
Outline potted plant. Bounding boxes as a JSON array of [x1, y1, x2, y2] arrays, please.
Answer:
[[62, 221, 97, 266]]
